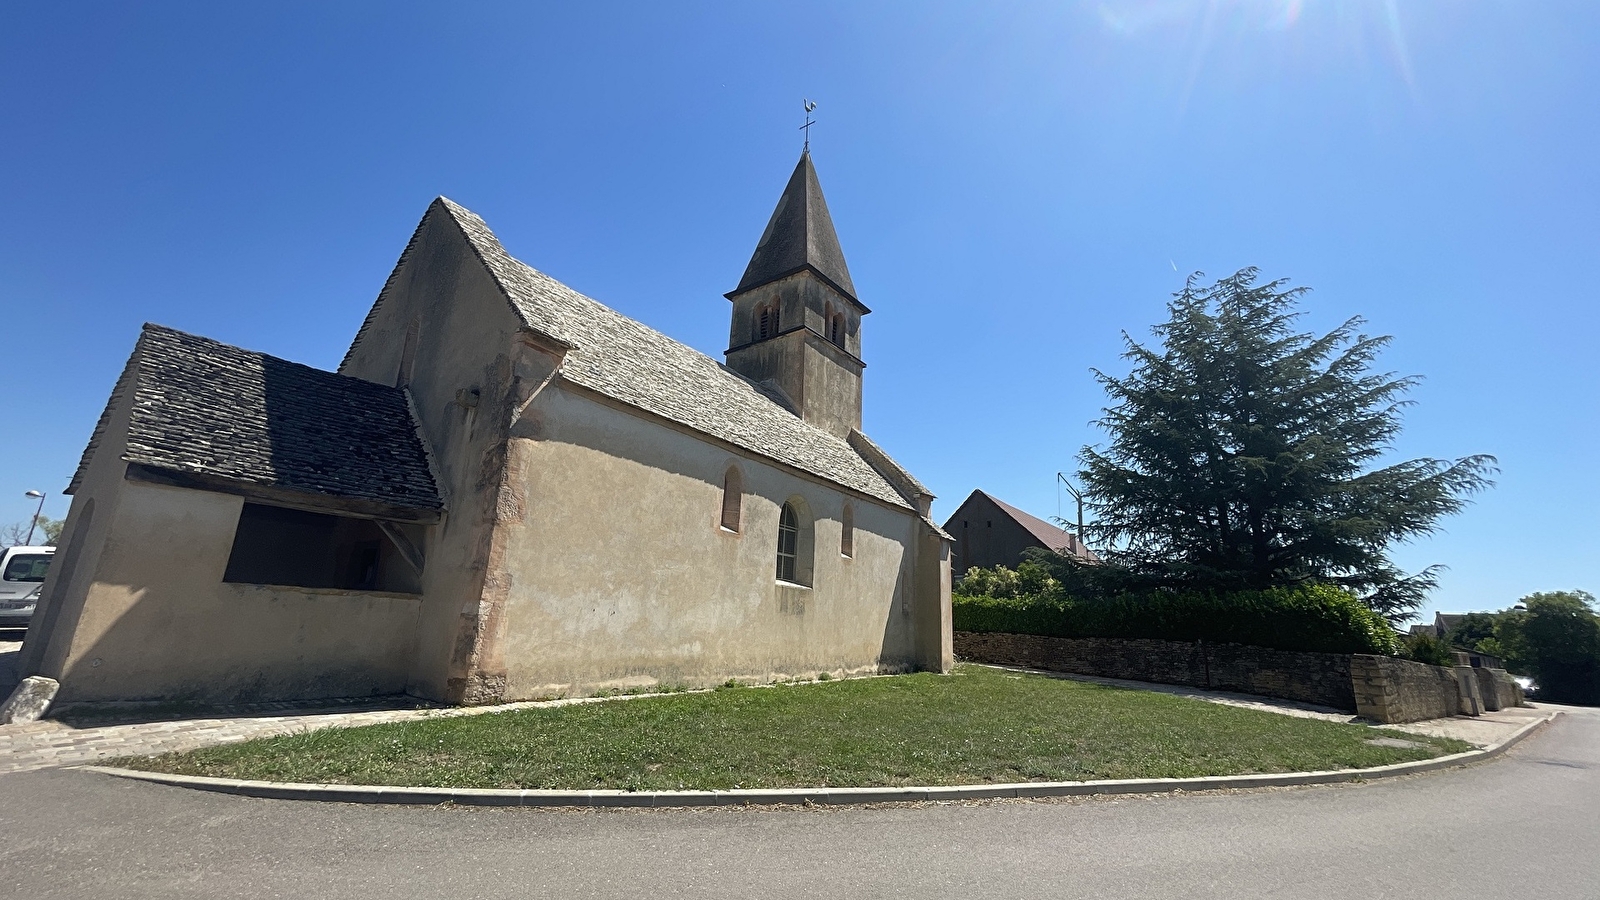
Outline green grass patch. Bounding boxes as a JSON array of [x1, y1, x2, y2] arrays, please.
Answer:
[[119, 665, 1469, 790]]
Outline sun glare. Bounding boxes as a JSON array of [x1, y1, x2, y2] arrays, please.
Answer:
[[1095, 0, 1419, 108]]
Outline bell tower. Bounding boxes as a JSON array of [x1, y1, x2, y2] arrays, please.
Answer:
[[725, 150, 868, 438]]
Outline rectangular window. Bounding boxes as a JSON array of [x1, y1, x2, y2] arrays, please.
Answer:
[[223, 503, 419, 593]]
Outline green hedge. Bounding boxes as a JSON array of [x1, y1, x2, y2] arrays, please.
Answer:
[[953, 582, 1401, 656]]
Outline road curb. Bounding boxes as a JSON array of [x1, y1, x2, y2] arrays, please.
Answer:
[[76, 711, 1560, 809]]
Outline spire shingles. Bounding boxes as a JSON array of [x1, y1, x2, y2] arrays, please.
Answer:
[[730, 151, 858, 303]]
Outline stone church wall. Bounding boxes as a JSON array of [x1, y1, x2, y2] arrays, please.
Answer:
[[336, 204, 535, 704], [35, 480, 420, 704], [491, 382, 927, 699]]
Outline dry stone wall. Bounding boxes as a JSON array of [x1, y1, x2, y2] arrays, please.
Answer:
[[953, 631, 1356, 711], [956, 631, 1530, 724], [1350, 655, 1462, 723], [1473, 666, 1525, 712]]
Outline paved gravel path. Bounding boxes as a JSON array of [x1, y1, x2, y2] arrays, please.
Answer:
[[0, 706, 1593, 899], [0, 706, 444, 774], [0, 692, 696, 775]]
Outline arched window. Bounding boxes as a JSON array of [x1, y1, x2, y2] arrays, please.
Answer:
[[840, 503, 854, 558], [720, 466, 743, 532], [776, 503, 799, 582], [754, 300, 781, 341], [775, 498, 814, 585], [829, 313, 846, 348]]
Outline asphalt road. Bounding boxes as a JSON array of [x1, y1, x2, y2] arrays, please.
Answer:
[[1, 708, 1595, 900]]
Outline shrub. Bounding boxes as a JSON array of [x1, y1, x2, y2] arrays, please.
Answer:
[[1401, 632, 1457, 667], [954, 577, 1400, 656], [952, 592, 1072, 637], [955, 561, 1059, 601]]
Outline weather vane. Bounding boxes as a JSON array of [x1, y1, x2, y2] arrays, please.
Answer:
[[800, 98, 817, 151]]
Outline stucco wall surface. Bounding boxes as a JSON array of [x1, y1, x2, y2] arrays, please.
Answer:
[[492, 384, 925, 698], [41, 481, 420, 704], [953, 631, 1357, 711], [338, 205, 533, 702], [802, 334, 864, 437], [19, 347, 139, 682]]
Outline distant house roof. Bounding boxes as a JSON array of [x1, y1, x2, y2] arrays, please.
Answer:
[[944, 490, 1097, 562], [348, 197, 916, 511], [69, 324, 442, 516], [728, 150, 860, 305], [980, 492, 1097, 560], [1435, 613, 1468, 633]]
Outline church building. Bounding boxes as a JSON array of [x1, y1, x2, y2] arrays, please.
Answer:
[[17, 151, 953, 706]]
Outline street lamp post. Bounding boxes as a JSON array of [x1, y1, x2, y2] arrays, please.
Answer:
[[23, 490, 46, 546]]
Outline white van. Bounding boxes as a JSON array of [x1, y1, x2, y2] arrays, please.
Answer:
[[0, 546, 54, 630]]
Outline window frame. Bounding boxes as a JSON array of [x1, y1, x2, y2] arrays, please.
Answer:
[[776, 503, 799, 582], [774, 498, 814, 587]]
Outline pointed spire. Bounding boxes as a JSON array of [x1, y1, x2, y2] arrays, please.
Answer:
[[730, 150, 858, 303]]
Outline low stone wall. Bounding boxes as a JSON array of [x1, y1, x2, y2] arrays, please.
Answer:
[[1455, 666, 1485, 716], [955, 632, 1533, 724], [953, 631, 1356, 711], [1350, 655, 1463, 723], [1474, 667, 1525, 711]]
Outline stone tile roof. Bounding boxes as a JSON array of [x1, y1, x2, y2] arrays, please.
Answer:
[[435, 198, 915, 510], [68, 324, 441, 512], [729, 150, 860, 304]]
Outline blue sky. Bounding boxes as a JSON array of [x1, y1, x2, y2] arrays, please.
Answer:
[[3, 1, 1594, 619]]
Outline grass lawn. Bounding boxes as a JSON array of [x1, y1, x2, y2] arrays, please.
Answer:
[[119, 665, 1470, 790]]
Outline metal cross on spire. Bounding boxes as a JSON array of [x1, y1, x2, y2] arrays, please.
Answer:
[[800, 98, 817, 151]]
